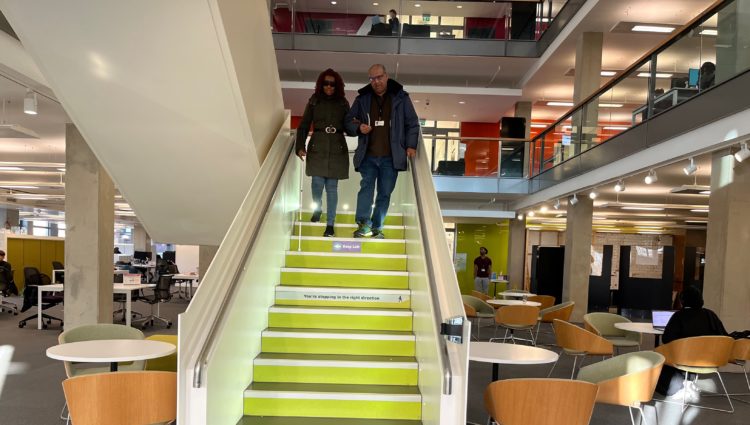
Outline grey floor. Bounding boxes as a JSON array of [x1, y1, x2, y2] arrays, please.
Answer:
[[1, 296, 748, 424]]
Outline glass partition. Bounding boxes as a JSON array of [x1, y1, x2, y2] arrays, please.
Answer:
[[271, 0, 570, 40], [429, 137, 526, 178], [530, 0, 750, 178]]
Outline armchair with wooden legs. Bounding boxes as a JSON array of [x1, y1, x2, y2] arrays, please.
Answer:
[[548, 319, 614, 379], [655, 335, 736, 413], [527, 295, 555, 310]]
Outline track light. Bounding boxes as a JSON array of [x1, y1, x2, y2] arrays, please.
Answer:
[[589, 190, 598, 200], [644, 169, 658, 184], [517, 213, 524, 220], [539, 205, 548, 213], [554, 199, 561, 210], [570, 194, 578, 205], [528, 211, 536, 217], [735, 143, 750, 163], [614, 180, 625, 192], [24, 90, 37, 115], [683, 157, 698, 175]]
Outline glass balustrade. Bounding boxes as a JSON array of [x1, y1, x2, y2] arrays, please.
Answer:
[[529, 0, 750, 178], [426, 137, 526, 178]]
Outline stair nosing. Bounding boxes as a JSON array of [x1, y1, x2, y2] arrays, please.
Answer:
[[276, 286, 410, 295], [286, 251, 406, 259], [262, 329, 415, 341], [281, 267, 408, 276], [268, 306, 413, 316], [292, 236, 406, 244], [253, 357, 418, 369]]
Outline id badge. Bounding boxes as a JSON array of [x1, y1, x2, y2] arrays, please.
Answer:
[[480, 268, 486, 272], [375, 120, 385, 127]]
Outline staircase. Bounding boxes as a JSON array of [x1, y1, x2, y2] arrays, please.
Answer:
[[240, 212, 422, 424]]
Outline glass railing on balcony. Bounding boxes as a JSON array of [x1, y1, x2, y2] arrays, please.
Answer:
[[270, 0, 569, 41], [426, 136, 526, 178], [530, 0, 750, 177]]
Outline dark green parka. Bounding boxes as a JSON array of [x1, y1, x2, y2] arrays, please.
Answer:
[[295, 94, 352, 180]]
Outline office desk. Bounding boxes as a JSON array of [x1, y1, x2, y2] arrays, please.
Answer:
[[631, 87, 699, 124], [33, 283, 155, 329], [54, 269, 127, 283], [172, 274, 199, 299]]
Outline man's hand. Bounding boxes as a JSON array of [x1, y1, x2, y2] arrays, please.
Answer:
[[296, 149, 306, 161], [406, 148, 417, 158], [359, 123, 372, 134]]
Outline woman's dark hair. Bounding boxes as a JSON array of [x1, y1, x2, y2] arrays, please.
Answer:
[[680, 285, 704, 309], [315, 68, 345, 99]]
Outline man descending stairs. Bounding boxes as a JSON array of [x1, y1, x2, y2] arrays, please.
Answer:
[[240, 211, 422, 424]]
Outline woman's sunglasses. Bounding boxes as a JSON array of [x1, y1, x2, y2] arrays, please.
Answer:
[[322, 81, 336, 87]]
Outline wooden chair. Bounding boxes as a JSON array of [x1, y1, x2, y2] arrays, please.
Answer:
[[484, 378, 598, 425], [471, 290, 492, 302], [583, 312, 641, 354], [577, 351, 665, 425], [63, 371, 176, 425], [535, 301, 575, 342], [549, 319, 613, 379], [655, 335, 735, 413], [528, 294, 555, 310], [489, 305, 540, 346]]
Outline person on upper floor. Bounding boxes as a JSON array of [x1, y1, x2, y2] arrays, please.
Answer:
[[655, 285, 728, 399], [296, 68, 352, 238], [388, 9, 400, 35], [345, 64, 419, 239]]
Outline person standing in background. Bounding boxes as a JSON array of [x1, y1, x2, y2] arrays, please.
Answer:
[[388, 9, 400, 35], [473, 247, 492, 294]]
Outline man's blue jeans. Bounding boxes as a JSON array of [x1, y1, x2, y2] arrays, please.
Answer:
[[355, 156, 398, 230], [311, 176, 338, 226]]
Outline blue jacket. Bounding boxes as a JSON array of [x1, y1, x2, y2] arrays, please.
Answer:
[[344, 79, 419, 171]]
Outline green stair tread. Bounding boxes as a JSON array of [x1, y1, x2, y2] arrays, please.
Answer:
[[239, 417, 420, 425], [281, 267, 408, 275], [270, 305, 413, 314], [264, 327, 414, 336], [255, 353, 416, 363], [246, 382, 420, 395], [295, 222, 404, 229]]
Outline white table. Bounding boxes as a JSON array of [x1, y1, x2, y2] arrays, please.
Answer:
[[46, 339, 176, 372], [470, 342, 559, 380], [33, 283, 155, 329], [500, 291, 537, 299], [614, 322, 664, 346], [54, 269, 128, 283], [487, 299, 541, 307], [172, 274, 199, 299], [489, 279, 508, 297]]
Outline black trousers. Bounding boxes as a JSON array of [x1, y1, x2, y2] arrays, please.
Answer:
[[656, 365, 693, 396]]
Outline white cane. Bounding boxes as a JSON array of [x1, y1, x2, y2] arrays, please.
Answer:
[[297, 157, 304, 252]]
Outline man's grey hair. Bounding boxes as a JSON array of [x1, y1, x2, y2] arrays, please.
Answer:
[[369, 64, 387, 74]]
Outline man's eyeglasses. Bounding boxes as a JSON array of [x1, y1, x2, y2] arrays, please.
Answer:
[[368, 74, 386, 83], [322, 81, 336, 87]]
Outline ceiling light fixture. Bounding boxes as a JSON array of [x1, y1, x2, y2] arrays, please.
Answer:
[[600, 70, 617, 77], [547, 101, 574, 107], [570, 194, 578, 205], [372, 2, 379, 5], [690, 209, 709, 213], [0, 166, 24, 171], [621, 206, 665, 211], [637, 72, 673, 78], [699, 190, 711, 195], [614, 180, 625, 192], [683, 157, 698, 175], [735, 142, 750, 162], [699, 28, 718, 36], [539, 205, 548, 213], [457, 5, 463, 8], [458, 101, 466, 104], [554, 199, 561, 210], [599, 103, 623, 108], [644, 169, 658, 184], [414, 3, 421, 7], [0, 185, 39, 189], [589, 190, 598, 200], [604, 126, 629, 131], [530, 123, 547, 128], [330, 1, 337, 4], [528, 211, 536, 217], [631, 25, 675, 33], [23, 90, 37, 115], [517, 213, 524, 220]]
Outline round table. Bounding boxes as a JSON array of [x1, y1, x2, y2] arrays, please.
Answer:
[[487, 299, 541, 307], [489, 279, 508, 297], [500, 291, 537, 299], [47, 339, 176, 372], [470, 342, 559, 381], [614, 322, 664, 346]]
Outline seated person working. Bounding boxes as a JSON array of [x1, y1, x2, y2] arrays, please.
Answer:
[[655, 286, 727, 399]]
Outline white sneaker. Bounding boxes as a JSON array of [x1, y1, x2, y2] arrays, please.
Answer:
[[668, 385, 700, 404]]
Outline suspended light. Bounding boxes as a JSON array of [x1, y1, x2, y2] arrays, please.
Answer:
[[735, 142, 750, 163], [554, 199, 561, 210], [570, 194, 579, 206], [683, 157, 698, 176], [614, 180, 625, 192], [517, 213, 524, 220], [24, 90, 38, 115], [527, 211, 536, 217], [644, 169, 658, 184], [539, 205, 549, 213], [589, 190, 598, 200]]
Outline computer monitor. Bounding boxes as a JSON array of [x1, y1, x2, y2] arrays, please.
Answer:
[[162, 250, 176, 263], [652, 310, 676, 330], [133, 250, 152, 262], [688, 68, 700, 87]]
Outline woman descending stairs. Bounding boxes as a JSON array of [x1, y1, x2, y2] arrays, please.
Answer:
[[240, 212, 423, 424]]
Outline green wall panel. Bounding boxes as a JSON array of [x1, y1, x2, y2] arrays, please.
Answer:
[[455, 222, 509, 295]]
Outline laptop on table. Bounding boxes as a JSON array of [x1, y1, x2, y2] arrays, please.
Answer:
[[651, 310, 676, 330]]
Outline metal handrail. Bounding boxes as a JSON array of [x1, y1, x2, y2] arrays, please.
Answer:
[[409, 132, 466, 395], [191, 132, 295, 389]]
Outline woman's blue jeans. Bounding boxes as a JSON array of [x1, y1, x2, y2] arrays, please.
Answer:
[[311, 176, 338, 226]]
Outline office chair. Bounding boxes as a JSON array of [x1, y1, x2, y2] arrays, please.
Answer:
[[136, 274, 173, 329], [52, 261, 65, 283], [0, 266, 19, 315], [18, 267, 63, 329]]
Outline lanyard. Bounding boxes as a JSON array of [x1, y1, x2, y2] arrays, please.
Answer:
[[374, 95, 386, 120]]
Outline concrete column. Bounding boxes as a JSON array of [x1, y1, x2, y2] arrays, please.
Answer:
[[64, 124, 115, 328], [570, 32, 603, 160], [133, 223, 150, 252], [716, 0, 750, 84], [514, 101, 532, 177], [703, 150, 750, 331], [562, 195, 593, 322], [507, 217, 527, 290], [199, 245, 219, 276]]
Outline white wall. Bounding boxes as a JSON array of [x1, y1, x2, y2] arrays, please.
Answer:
[[176, 245, 200, 275]]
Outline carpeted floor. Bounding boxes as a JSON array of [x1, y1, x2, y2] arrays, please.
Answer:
[[1, 295, 748, 425]]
